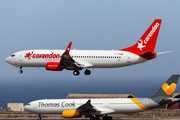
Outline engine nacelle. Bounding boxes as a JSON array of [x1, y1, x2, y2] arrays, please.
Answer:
[[46, 62, 63, 71], [62, 110, 82, 118]]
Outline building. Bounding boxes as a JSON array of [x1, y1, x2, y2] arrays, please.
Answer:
[[66, 93, 135, 99], [7, 103, 24, 111]]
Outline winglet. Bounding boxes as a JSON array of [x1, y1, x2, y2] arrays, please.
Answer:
[[86, 100, 91, 104], [64, 42, 72, 54]]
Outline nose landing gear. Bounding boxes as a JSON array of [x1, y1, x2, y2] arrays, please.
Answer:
[[19, 67, 23, 74], [38, 114, 42, 120]]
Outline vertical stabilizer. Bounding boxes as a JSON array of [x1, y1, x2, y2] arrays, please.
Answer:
[[121, 19, 162, 60], [150, 75, 180, 99]]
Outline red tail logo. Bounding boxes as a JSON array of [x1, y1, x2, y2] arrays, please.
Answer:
[[137, 22, 160, 51], [121, 19, 162, 58], [137, 39, 146, 51]]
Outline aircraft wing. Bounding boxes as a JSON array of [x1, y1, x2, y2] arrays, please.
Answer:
[[77, 100, 95, 112], [76, 100, 115, 115], [60, 42, 75, 67], [60, 42, 93, 69]]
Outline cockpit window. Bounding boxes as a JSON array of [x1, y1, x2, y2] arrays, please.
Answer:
[[11, 54, 15, 57]]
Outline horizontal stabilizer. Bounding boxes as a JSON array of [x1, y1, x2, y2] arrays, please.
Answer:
[[140, 51, 156, 60], [159, 98, 172, 104], [157, 51, 174, 55]]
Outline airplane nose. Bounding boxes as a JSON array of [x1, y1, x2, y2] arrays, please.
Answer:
[[5, 57, 10, 63], [24, 105, 30, 111], [24, 105, 32, 112], [24, 105, 27, 110]]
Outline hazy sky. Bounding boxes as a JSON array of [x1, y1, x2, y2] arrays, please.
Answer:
[[1, 0, 180, 80]]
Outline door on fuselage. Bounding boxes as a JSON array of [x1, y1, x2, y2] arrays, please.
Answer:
[[126, 53, 131, 63], [19, 55, 23, 61]]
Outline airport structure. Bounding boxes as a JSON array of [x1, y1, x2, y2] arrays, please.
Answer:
[[7, 103, 24, 112]]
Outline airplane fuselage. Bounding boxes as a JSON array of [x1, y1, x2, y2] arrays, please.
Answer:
[[6, 50, 146, 68], [5, 19, 162, 75], [24, 75, 180, 120], [25, 98, 159, 115]]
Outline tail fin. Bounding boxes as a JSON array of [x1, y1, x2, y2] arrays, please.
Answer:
[[121, 19, 162, 60], [150, 75, 180, 99]]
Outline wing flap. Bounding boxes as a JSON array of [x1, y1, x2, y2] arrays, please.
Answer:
[[75, 60, 93, 68]]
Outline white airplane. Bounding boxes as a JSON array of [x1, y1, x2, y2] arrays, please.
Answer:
[[6, 19, 164, 76], [24, 75, 180, 120]]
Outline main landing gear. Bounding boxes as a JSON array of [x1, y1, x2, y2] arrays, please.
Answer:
[[102, 116, 112, 120], [90, 115, 112, 120], [90, 116, 100, 120], [84, 69, 91, 75], [73, 69, 91, 76], [19, 67, 23, 74], [73, 70, 80, 76], [38, 114, 42, 120]]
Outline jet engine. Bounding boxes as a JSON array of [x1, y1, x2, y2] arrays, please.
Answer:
[[46, 62, 63, 71], [62, 110, 82, 118]]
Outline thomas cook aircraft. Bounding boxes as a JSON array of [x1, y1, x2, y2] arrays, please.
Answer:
[[25, 75, 180, 120], [6, 19, 169, 76]]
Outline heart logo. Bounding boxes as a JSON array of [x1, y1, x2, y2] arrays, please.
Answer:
[[162, 83, 176, 95]]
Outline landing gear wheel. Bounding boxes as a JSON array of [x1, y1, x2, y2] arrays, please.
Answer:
[[90, 116, 100, 120], [103, 116, 112, 120], [73, 70, 80, 76], [95, 117, 100, 120], [19, 70, 23, 74], [90, 116, 95, 120], [38, 114, 42, 120], [84, 69, 91, 75]]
